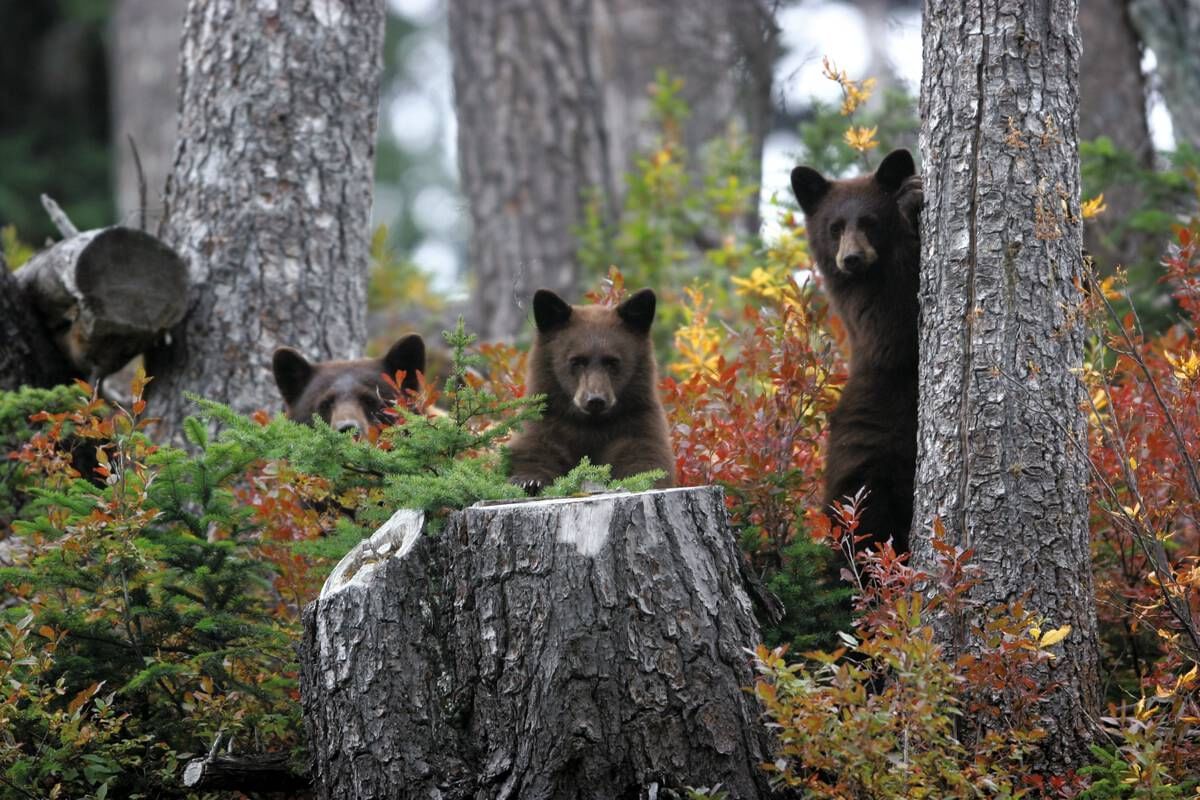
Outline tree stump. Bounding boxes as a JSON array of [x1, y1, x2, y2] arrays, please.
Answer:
[[300, 487, 773, 799], [13, 224, 187, 379]]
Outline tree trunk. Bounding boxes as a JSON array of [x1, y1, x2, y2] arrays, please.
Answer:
[[300, 488, 773, 799], [109, 0, 187, 228], [147, 0, 385, 439], [916, 0, 1100, 772], [448, 0, 777, 340], [1080, 0, 1156, 270], [1129, 0, 1200, 148]]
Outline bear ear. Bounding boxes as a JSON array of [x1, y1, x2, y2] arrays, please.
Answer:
[[874, 148, 916, 193], [533, 289, 573, 332], [617, 288, 656, 334], [790, 165, 830, 216], [272, 347, 314, 407], [384, 333, 426, 392]]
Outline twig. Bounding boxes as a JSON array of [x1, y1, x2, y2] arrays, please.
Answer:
[[40, 194, 79, 239], [128, 134, 148, 232]]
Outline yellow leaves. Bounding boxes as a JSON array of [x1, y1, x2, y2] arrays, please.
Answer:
[[1082, 193, 1107, 220], [732, 266, 789, 303], [671, 286, 722, 379], [1098, 275, 1125, 301], [1165, 348, 1200, 382], [1038, 624, 1072, 649], [822, 57, 875, 116], [844, 125, 879, 153]]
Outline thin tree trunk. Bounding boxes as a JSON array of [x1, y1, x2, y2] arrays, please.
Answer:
[[1129, 0, 1200, 148], [916, 0, 1100, 772], [1080, 0, 1156, 270], [301, 488, 773, 799], [448, 0, 777, 340], [109, 0, 187, 228], [147, 0, 385, 439]]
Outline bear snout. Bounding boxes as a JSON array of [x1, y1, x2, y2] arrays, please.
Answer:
[[573, 386, 615, 416]]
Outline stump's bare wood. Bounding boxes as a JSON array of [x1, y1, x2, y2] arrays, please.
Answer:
[[300, 487, 772, 799]]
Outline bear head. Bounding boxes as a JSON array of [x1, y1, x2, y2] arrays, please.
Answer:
[[271, 333, 425, 436], [790, 148, 917, 284], [529, 288, 658, 422]]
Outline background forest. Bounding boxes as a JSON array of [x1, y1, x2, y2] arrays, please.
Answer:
[[1, 0, 1200, 798]]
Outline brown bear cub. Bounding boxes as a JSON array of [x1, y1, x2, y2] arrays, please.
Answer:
[[508, 288, 675, 492], [271, 334, 426, 436], [790, 148, 923, 554]]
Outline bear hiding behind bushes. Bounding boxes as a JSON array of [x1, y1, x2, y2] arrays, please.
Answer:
[[271, 334, 426, 436], [508, 288, 675, 492], [790, 148, 923, 554]]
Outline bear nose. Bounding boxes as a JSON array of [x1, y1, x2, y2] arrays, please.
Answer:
[[841, 253, 865, 273], [336, 420, 363, 436], [584, 395, 608, 414]]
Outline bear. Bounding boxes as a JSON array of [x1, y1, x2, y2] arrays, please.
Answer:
[[507, 288, 676, 492], [271, 334, 426, 435], [789, 148, 923, 554]]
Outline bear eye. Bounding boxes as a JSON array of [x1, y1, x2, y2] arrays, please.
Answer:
[[318, 397, 334, 418], [830, 220, 845, 237], [568, 356, 588, 370], [600, 356, 620, 371], [860, 215, 878, 229]]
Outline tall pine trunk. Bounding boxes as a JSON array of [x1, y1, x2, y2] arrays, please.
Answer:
[[147, 0, 385, 439], [916, 0, 1101, 771], [448, 0, 776, 340], [1130, 0, 1200, 149]]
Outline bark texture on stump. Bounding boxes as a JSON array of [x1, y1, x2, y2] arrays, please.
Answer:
[[300, 487, 772, 799], [917, 0, 1100, 771], [448, 0, 777, 340], [148, 0, 385, 440]]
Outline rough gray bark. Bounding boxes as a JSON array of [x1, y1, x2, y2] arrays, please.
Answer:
[[449, 0, 777, 340], [0, 257, 73, 391], [1130, 0, 1200, 148], [147, 0, 385, 440], [917, 0, 1100, 772], [110, 0, 187, 227], [14, 225, 186, 380], [1080, 0, 1156, 269], [300, 488, 772, 799]]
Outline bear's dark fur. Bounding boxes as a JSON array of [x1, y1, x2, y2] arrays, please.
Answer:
[[790, 148, 923, 553], [508, 288, 675, 491], [271, 334, 426, 436]]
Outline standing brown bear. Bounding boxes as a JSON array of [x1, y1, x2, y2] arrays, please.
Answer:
[[271, 334, 426, 436], [508, 288, 675, 492], [790, 148, 923, 554]]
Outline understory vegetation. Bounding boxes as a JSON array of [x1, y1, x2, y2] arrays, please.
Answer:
[[1, 70, 1198, 798]]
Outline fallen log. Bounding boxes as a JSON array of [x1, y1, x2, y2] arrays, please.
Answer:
[[300, 487, 774, 799], [181, 750, 309, 795], [13, 197, 187, 380]]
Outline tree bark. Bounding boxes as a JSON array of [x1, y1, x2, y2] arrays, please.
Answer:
[[1080, 0, 1156, 269], [916, 0, 1100, 772], [147, 0, 385, 440], [109, 0, 187, 228], [1129, 0, 1200, 148], [448, 0, 777, 340], [300, 488, 773, 799]]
